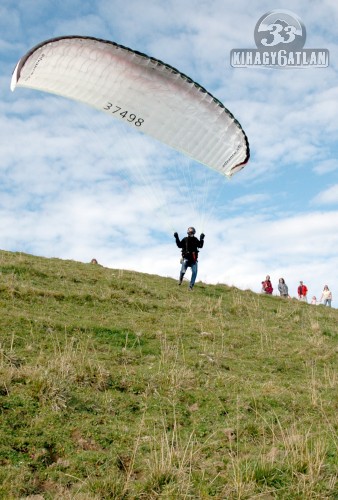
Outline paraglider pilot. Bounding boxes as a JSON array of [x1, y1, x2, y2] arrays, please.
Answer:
[[174, 227, 205, 290]]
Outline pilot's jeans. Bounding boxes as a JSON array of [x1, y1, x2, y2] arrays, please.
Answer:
[[179, 259, 198, 287]]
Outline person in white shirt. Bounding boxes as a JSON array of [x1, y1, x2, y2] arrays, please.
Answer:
[[320, 285, 332, 307]]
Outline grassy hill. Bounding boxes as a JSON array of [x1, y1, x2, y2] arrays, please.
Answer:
[[0, 250, 337, 499]]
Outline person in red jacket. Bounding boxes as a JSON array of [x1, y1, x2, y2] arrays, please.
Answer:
[[298, 281, 308, 302], [261, 275, 273, 294]]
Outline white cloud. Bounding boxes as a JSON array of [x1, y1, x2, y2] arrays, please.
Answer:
[[231, 193, 270, 207], [313, 159, 338, 175], [312, 184, 338, 205]]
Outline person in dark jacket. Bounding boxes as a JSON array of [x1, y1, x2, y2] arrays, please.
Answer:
[[174, 227, 205, 290]]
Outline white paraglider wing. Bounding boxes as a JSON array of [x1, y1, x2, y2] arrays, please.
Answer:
[[11, 36, 249, 177]]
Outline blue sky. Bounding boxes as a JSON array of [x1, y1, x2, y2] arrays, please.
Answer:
[[1, 0, 338, 303]]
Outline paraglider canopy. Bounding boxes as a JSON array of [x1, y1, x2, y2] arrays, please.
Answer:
[[11, 35, 250, 177]]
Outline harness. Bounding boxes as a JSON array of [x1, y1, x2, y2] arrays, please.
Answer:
[[183, 237, 198, 264]]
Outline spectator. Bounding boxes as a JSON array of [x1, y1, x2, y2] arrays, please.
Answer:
[[278, 278, 289, 298], [297, 281, 308, 302], [320, 285, 332, 307], [262, 275, 273, 294]]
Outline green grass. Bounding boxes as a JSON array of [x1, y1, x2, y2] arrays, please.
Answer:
[[0, 250, 337, 499]]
